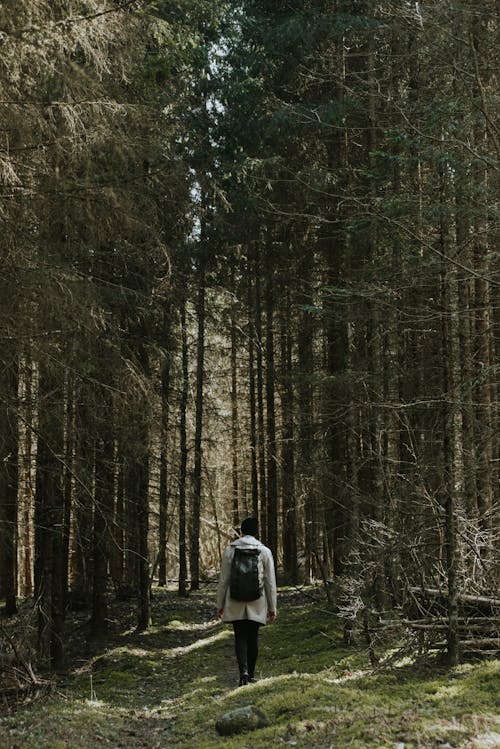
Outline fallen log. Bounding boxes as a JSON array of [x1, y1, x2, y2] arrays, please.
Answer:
[[459, 638, 500, 648], [408, 587, 500, 608], [404, 623, 499, 631], [380, 616, 500, 626], [425, 639, 500, 652]]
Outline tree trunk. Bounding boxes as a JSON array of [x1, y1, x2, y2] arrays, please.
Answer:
[[442, 287, 460, 665], [0, 351, 19, 615], [280, 290, 297, 582], [124, 448, 139, 589], [439, 140, 462, 666], [90, 401, 114, 637], [135, 344, 151, 631], [247, 253, 259, 520], [158, 306, 172, 587], [297, 250, 315, 581], [18, 354, 35, 598], [34, 361, 66, 669], [71, 389, 93, 601], [323, 255, 348, 579], [136, 444, 151, 631], [470, 13, 495, 542], [178, 298, 189, 597], [265, 241, 278, 559], [230, 257, 240, 527], [455, 169, 477, 520], [254, 247, 267, 540], [110, 448, 125, 586], [381, 21, 403, 604], [61, 371, 74, 615], [190, 256, 206, 590], [322, 23, 349, 578]]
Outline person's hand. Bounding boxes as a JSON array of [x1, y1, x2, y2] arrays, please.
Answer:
[[268, 611, 276, 622], [217, 608, 224, 619]]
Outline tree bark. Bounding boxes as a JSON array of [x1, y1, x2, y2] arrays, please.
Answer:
[[34, 361, 65, 669], [297, 249, 315, 581], [190, 255, 206, 591], [110, 447, 125, 586], [90, 399, 114, 636], [439, 140, 462, 666], [230, 257, 240, 527], [158, 305, 172, 587], [71, 388, 93, 601], [0, 351, 19, 615], [135, 344, 152, 631], [247, 253, 259, 520], [254, 247, 267, 541], [18, 354, 35, 598], [61, 371, 74, 616], [265, 240, 278, 559], [178, 298, 189, 597], [280, 290, 297, 582]]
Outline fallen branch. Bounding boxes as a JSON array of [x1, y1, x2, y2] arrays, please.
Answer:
[[0, 680, 52, 702], [404, 622, 499, 631], [381, 616, 500, 626], [0, 623, 38, 685], [408, 587, 500, 608], [459, 638, 500, 648]]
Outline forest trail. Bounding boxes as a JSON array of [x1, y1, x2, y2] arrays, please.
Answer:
[[0, 587, 498, 749]]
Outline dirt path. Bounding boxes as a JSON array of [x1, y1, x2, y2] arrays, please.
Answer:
[[0, 587, 498, 749]]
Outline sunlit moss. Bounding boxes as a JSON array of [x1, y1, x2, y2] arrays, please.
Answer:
[[0, 589, 497, 749]]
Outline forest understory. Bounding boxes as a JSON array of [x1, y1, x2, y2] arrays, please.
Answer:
[[0, 586, 498, 749]]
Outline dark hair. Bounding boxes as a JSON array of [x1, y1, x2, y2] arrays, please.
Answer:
[[241, 517, 259, 537]]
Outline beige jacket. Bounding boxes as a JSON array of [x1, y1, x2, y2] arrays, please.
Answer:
[[216, 535, 277, 625]]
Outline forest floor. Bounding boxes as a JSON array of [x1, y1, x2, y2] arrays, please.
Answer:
[[0, 586, 498, 749]]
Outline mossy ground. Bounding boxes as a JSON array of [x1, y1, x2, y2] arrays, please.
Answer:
[[0, 587, 498, 748]]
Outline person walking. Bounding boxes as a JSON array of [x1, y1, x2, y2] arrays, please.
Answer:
[[216, 517, 277, 686]]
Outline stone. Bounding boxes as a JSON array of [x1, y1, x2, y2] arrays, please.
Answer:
[[215, 705, 270, 736], [473, 733, 500, 748]]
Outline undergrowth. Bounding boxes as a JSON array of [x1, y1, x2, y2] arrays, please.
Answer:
[[0, 586, 498, 748]]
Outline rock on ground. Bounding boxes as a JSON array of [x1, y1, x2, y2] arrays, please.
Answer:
[[215, 705, 270, 736]]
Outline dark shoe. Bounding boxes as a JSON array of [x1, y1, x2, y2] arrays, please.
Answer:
[[239, 671, 249, 686], [248, 676, 256, 683]]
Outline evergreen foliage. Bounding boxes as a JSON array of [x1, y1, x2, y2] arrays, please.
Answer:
[[0, 0, 498, 673]]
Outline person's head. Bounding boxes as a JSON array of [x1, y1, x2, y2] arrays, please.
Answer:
[[241, 517, 259, 537]]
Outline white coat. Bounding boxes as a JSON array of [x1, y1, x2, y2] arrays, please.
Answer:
[[216, 535, 277, 625]]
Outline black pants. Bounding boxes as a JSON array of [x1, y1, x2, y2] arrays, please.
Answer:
[[232, 620, 261, 677]]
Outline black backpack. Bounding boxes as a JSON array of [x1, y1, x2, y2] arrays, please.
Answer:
[[230, 547, 263, 602]]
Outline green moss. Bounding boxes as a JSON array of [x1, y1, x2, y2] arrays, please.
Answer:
[[0, 589, 497, 749]]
